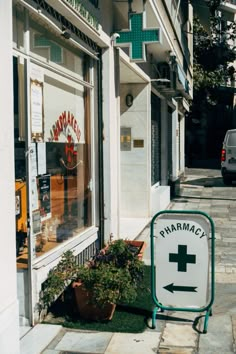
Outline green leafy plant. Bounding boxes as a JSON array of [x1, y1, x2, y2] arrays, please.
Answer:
[[40, 250, 79, 308], [75, 239, 145, 306], [40, 239, 145, 317]]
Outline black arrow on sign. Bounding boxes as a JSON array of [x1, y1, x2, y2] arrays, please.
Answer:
[[163, 283, 197, 293]]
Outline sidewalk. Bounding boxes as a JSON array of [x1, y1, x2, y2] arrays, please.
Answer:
[[20, 168, 236, 354]]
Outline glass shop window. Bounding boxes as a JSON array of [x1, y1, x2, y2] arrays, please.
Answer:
[[33, 71, 92, 257], [14, 11, 96, 264], [15, 59, 93, 261]]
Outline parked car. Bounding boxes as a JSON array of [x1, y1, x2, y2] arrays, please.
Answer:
[[221, 129, 236, 185]]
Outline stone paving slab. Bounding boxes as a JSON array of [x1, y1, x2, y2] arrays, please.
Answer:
[[20, 324, 62, 354], [216, 273, 236, 283], [158, 348, 197, 353], [159, 323, 198, 349], [105, 332, 161, 354], [54, 331, 113, 354], [198, 314, 234, 353]]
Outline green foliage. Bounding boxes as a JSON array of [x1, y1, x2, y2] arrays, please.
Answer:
[[40, 251, 79, 308], [40, 240, 145, 310], [76, 239, 145, 306], [189, 0, 236, 122], [193, 11, 236, 92]]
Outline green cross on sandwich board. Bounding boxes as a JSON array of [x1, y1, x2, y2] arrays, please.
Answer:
[[115, 12, 160, 62]]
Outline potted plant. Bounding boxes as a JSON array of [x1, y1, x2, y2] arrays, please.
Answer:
[[124, 239, 146, 260], [72, 239, 145, 321]]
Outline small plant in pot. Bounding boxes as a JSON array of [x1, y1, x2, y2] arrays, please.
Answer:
[[72, 239, 145, 321]]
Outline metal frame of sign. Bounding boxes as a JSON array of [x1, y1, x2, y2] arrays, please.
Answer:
[[150, 210, 215, 333]]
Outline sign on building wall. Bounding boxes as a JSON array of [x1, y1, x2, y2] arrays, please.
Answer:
[[115, 12, 160, 62]]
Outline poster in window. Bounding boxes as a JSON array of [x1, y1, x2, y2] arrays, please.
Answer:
[[37, 142, 46, 175], [39, 175, 51, 221], [30, 143, 38, 177], [31, 80, 44, 141]]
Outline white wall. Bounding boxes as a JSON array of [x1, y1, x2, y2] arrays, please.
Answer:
[[102, 47, 120, 242], [120, 84, 150, 218], [0, 1, 20, 353]]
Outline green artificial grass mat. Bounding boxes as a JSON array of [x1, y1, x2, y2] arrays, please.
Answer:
[[43, 265, 154, 333]]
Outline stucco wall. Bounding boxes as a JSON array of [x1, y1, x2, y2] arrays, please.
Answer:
[[120, 84, 150, 218]]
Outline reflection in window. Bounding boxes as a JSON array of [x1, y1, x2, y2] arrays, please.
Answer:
[[29, 21, 87, 82], [35, 72, 92, 256], [35, 139, 92, 256]]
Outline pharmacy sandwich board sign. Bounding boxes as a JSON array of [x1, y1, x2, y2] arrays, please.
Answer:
[[153, 211, 212, 309]]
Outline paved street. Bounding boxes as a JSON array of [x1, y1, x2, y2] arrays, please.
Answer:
[[21, 168, 236, 354]]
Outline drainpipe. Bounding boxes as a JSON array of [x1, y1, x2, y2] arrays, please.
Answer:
[[97, 49, 105, 248]]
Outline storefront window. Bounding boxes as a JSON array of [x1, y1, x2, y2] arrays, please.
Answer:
[[33, 72, 92, 256], [35, 140, 92, 256], [14, 17, 94, 261], [29, 20, 87, 82]]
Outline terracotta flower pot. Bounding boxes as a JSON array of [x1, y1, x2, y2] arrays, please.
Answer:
[[72, 281, 116, 321], [104, 240, 146, 260], [124, 240, 146, 260]]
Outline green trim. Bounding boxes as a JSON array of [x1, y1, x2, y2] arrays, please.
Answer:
[[150, 210, 215, 332]]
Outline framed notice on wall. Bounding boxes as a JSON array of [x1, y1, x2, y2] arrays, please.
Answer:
[[30, 80, 44, 141]]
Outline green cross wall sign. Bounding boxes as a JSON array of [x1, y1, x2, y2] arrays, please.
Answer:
[[115, 12, 160, 62]]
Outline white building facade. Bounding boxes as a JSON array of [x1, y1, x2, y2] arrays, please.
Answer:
[[0, 1, 193, 352]]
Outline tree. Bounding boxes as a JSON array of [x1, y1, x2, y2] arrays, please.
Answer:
[[186, 0, 236, 165], [193, 0, 236, 102]]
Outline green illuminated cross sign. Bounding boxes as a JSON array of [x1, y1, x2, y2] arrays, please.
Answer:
[[115, 12, 160, 62]]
